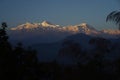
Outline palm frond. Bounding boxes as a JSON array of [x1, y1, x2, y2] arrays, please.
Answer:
[[106, 10, 120, 30], [106, 11, 117, 21]]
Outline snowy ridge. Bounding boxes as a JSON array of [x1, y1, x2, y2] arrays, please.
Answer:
[[74, 23, 100, 35], [41, 21, 60, 27], [11, 21, 60, 30], [101, 29, 120, 35], [9, 21, 120, 45], [10, 21, 100, 35], [11, 21, 120, 36]]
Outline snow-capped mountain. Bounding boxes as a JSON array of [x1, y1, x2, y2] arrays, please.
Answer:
[[10, 21, 120, 35], [72, 23, 99, 35], [11, 21, 60, 30], [9, 21, 120, 45], [11, 21, 100, 34]]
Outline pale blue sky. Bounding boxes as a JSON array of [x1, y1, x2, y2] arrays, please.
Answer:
[[0, 0, 120, 30]]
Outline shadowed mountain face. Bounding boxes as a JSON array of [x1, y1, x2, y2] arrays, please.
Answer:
[[8, 21, 120, 45], [30, 33, 120, 65]]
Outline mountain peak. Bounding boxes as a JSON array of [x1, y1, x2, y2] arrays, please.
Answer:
[[41, 20, 53, 27], [79, 23, 87, 26], [77, 23, 97, 31]]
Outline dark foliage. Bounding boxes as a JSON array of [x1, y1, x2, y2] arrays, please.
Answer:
[[106, 10, 120, 30], [0, 23, 39, 80]]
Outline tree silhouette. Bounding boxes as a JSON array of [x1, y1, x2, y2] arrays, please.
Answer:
[[0, 22, 40, 80], [106, 10, 120, 30], [13, 43, 39, 80], [0, 22, 15, 79]]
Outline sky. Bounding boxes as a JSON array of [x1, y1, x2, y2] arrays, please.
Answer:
[[0, 0, 120, 30]]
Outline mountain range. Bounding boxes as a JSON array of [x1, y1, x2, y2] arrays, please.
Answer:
[[9, 21, 120, 45], [7, 21, 120, 64]]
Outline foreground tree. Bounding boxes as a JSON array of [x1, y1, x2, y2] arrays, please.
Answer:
[[0, 22, 15, 79], [0, 22, 40, 80], [14, 44, 39, 80], [106, 10, 120, 30]]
